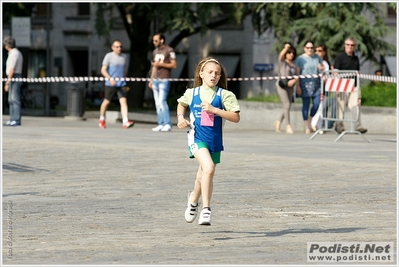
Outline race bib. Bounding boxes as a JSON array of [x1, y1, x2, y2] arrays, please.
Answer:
[[201, 111, 214, 126], [189, 143, 199, 155]]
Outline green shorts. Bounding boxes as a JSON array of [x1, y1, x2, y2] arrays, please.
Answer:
[[188, 142, 221, 164]]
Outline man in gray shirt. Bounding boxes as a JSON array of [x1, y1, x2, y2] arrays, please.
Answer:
[[99, 39, 134, 129], [4, 36, 23, 126]]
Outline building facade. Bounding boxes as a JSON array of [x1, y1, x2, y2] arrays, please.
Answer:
[[2, 3, 397, 112]]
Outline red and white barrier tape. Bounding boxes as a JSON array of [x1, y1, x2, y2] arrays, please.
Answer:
[[1, 73, 396, 83], [358, 74, 397, 83]]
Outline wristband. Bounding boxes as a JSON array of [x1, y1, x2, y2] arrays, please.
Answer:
[[177, 114, 184, 118]]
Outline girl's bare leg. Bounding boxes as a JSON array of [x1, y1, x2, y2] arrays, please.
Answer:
[[191, 148, 216, 208], [190, 166, 202, 204]]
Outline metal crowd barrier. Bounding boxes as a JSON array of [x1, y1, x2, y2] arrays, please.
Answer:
[[310, 70, 369, 143]]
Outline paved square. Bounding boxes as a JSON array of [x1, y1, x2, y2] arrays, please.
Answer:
[[2, 116, 396, 265]]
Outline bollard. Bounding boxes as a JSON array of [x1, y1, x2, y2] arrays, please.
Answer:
[[65, 82, 86, 120]]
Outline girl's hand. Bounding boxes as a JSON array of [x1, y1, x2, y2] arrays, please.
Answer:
[[201, 101, 216, 114], [177, 117, 190, 129]]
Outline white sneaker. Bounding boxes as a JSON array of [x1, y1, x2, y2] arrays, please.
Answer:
[[9, 121, 21, 126], [152, 125, 164, 132], [185, 192, 198, 223], [198, 208, 211, 225], [160, 124, 172, 132], [5, 121, 11, 126]]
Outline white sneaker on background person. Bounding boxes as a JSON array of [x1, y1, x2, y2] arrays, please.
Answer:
[[152, 125, 164, 132], [160, 124, 172, 132]]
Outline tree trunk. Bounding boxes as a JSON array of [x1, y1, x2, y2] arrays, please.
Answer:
[[127, 43, 151, 110], [117, 4, 152, 109]]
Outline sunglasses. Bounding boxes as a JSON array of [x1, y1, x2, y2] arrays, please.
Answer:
[[287, 52, 295, 54], [345, 43, 355, 47], [113, 45, 122, 48], [305, 46, 314, 49], [316, 49, 324, 52]]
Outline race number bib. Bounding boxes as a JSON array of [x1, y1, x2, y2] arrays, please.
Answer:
[[189, 143, 199, 155], [201, 111, 214, 126]]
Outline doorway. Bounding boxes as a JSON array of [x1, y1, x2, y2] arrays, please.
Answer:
[[67, 50, 88, 77]]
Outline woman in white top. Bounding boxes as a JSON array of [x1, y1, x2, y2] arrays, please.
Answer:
[[312, 44, 335, 131]]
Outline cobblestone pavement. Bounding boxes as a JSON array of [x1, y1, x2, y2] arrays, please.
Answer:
[[2, 116, 397, 265]]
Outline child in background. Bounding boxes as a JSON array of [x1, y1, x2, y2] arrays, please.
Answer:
[[176, 57, 240, 225], [312, 44, 334, 132]]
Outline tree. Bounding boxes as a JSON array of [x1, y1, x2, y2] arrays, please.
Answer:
[[96, 3, 395, 107], [94, 3, 249, 109], [2, 3, 36, 25], [252, 3, 396, 65], [4, 3, 395, 108]]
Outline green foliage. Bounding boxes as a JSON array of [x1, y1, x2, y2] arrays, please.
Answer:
[[152, 3, 247, 36], [93, 3, 250, 108], [244, 82, 397, 108], [252, 3, 396, 64], [2, 3, 37, 25], [94, 3, 247, 43], [388, 3, 397, 10], [156, 3, 221, 35], [361, 82, 397, 107], [94, 4, 115, 47], [232, 3, 248, 24], [244, 94, 289, 103]]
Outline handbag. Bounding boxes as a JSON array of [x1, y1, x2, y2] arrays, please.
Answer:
[[278, 78, 292, 90]]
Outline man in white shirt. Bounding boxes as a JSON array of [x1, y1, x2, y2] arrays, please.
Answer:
[[4, 36, 23, 126]]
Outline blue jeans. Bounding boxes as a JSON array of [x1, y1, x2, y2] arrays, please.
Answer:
[[8, 74, 23, 123], [152, 79, 172, 126], [301, 94, 320, 120]]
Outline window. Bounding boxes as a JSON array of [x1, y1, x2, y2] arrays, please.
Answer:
[[387, 4, 396, 16], [35, 3, 52, 17], [28, 50, 46, 78], [78, 3, 90, 16]]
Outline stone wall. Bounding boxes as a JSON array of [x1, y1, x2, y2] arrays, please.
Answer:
[[224, 101, 397, 134]]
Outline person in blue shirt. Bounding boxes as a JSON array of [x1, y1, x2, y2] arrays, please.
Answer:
[[99, 40, 134, 129], [296, 40, 325, 134]]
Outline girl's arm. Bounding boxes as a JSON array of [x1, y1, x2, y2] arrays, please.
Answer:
[[177, 103, 190, 128]]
